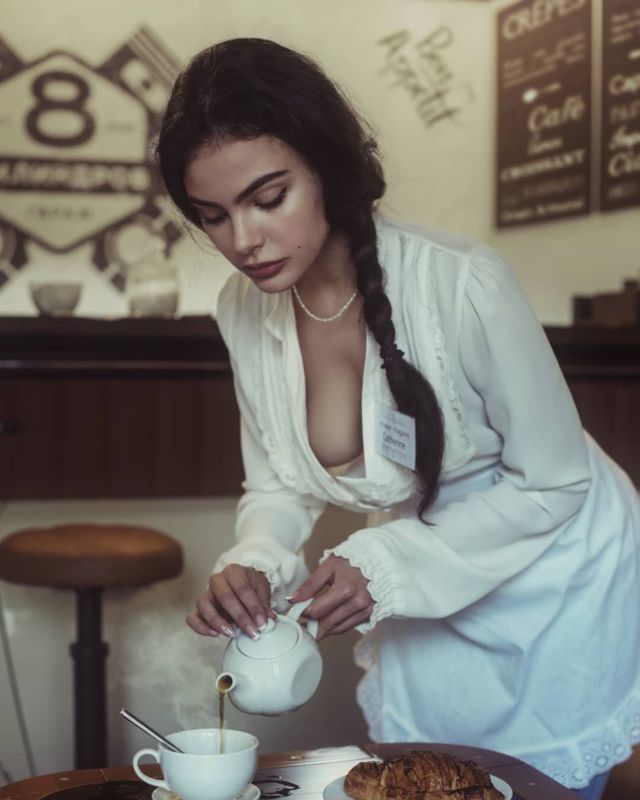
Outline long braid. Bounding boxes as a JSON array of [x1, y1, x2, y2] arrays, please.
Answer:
[[350, 213, 445, 520]]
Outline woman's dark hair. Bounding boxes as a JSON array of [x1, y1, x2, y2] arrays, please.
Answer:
[[156, 38, 444, 518]]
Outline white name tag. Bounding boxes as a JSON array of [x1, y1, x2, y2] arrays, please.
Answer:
[[374, 403, 416, 471]]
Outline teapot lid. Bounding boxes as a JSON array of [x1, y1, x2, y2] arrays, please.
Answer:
[[235, 616, 299, 659]]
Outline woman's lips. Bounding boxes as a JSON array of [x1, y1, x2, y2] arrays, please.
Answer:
[[241, 258, 287, 280]]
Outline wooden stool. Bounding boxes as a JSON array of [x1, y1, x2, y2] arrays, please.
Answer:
[[0, 523, 183, 769]]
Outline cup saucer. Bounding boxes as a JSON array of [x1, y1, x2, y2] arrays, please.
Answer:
[[239, 786, 261, 800], [151, 785, 260, 800], [151, 791, 181, 800]]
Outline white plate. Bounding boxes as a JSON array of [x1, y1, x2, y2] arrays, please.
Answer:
[[152, 784, 260, 800], [323, 774, 512, 800]]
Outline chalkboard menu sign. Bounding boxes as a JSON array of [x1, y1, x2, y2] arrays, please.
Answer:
[[601, 0, 640, 211], [496, 0, 592, 227]]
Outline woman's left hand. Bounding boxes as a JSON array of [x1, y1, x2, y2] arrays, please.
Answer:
[[288, 555, 374, 640]]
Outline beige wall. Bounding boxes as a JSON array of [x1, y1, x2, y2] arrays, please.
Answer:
[[0, 0, 637, 322]]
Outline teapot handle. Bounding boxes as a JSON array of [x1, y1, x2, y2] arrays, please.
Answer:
[[286, 599, 319, 640]]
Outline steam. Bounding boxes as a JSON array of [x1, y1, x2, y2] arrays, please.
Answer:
[[107, 581, 225, 731]]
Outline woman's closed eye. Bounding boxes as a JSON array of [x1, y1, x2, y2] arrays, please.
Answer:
[[255, 186, 287, 211], [201, 187, 287, 228]]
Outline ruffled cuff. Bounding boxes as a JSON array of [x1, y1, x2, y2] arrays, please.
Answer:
[[321, 532, 399, 634]]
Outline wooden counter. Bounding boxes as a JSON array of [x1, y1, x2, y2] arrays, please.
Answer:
[[0, 316, 239, 499], [0, 317, 637, 499], [546, 325, 640, 482]]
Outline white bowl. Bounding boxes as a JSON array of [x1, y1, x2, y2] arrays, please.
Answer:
[[30, 282, 82, 316]]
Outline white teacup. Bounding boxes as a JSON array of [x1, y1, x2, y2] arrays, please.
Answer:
[[133, 728, 259, 800]]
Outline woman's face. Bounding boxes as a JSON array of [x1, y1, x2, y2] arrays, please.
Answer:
[[183, 135, 332, 291]]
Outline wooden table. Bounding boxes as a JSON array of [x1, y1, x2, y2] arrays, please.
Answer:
[[0, 743, 580, 800]]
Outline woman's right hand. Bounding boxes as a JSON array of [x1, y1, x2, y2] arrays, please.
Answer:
[[186, 564, 277, 640]]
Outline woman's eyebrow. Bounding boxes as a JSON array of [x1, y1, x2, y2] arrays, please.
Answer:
[[188, 170, 289, 208]]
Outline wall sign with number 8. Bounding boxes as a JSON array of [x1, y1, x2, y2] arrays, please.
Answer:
[[26, 70, 95, 147], [0, 40, 180, 276]]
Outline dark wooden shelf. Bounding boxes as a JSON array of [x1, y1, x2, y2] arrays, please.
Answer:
[[0, 315, 230, 376], [544, 325, 640, 376], [0, 315, 638, 375]]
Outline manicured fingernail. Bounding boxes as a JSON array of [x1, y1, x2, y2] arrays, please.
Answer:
[[221, 625, 235, 637], [246, 625, 260, 640], [285, 594, 296, 602], [255, 614, 266, 630]]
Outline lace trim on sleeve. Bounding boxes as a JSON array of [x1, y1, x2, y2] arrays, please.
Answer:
[[320, 540, 397, 633]]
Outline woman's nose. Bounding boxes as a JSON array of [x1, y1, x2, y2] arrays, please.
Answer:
[[233, 217, 263, 256]]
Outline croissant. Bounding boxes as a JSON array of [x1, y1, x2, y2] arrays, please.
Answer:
[[344, 751, 504, 800]]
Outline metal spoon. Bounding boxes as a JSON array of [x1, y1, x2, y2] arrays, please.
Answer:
[[119, 707, 184, 753]]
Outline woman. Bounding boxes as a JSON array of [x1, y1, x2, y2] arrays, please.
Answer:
[[157, 38, 640, 800]]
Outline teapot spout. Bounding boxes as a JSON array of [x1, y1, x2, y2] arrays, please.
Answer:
[[216, 672, 237, 694]]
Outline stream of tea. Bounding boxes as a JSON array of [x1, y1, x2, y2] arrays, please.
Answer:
[[217, 675, 233, 753]]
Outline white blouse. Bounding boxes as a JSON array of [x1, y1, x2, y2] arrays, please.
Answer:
[[214, 216, 640, 790]]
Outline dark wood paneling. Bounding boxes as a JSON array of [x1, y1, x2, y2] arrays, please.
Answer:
[[568, 379, 618, 450], [0, 318, 636, 499], [618, 384, 640, 481], [152, 377, 243, 496], [0, 373, 244, 500], [107, 380, 159, 498], [567, 378, 640, 483], [61, 379, 109, 498], [2, 379, 63, 498], [201, 378, 243, 495], [0, 385, 11, 496], [154, 378, 204, 496]]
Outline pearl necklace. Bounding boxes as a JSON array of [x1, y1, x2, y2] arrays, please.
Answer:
[[292, 285, 358, 323]]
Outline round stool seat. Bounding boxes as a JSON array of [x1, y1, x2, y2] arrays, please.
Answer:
[[0, 523, 183, 589]]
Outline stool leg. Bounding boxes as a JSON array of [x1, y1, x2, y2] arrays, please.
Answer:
[[70, 588, 109, 768]]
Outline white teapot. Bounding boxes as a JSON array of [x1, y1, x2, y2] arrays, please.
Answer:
[[215, 600, 322, 716]]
